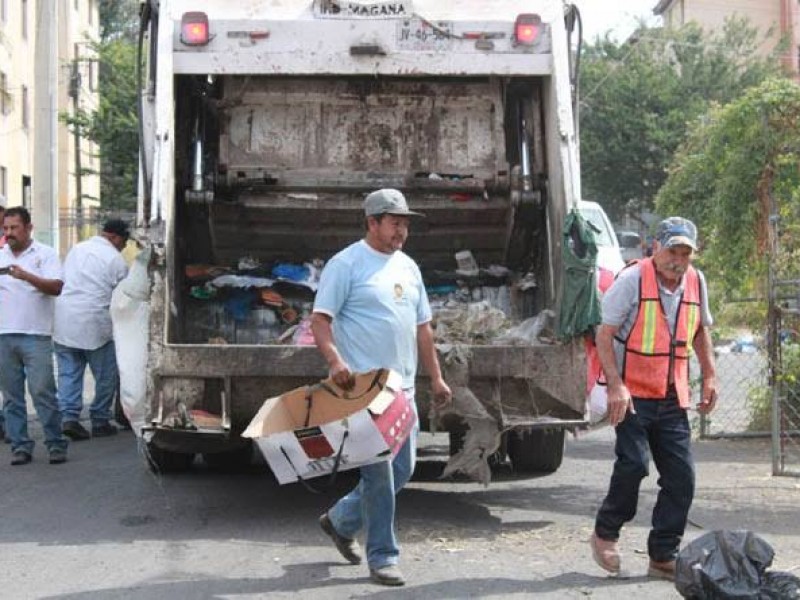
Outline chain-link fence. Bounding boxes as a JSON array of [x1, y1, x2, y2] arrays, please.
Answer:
[[694, 288, 800, 478], [770, 280, 800, 476], [694, 299, 770, 439], [697, 349, 769, 438]]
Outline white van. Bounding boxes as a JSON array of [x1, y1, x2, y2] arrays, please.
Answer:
[[578, 200, 625, 274]]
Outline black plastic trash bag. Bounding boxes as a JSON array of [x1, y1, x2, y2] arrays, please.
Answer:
[[763, 572, 800, 599], [675, 530, 800, 599]]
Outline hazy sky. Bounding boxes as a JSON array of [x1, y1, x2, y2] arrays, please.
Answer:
[[573, 0, 663, 42]]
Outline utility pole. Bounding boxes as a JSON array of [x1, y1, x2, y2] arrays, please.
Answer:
[[69, 57, 83, 234], [33, 0, 59, 249]]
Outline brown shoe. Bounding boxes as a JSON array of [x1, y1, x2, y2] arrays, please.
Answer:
[[648, 559, 676, 580], [319, 513, 363, 565], [369, 565, 405, 586], [590, 532, 621, 574]]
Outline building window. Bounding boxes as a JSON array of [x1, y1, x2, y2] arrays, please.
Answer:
[[21, 0, 28, 39], [1, 0, 7, 23], [74, 0, 79, 10], [21, 85, 28, 129], [0, 166, 7, 199], [88, 0, 94, 25], [22, 175, 31, 209]]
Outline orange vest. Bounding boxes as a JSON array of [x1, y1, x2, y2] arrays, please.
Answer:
[[619, 258, 701, 408]]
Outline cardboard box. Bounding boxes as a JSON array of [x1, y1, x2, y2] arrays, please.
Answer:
[[242, 369, 416, 484]]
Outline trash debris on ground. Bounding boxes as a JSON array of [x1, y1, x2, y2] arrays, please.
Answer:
[[675, 530, 800, 599]]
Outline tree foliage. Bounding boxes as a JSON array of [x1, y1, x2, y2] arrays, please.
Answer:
[[579, 17, 783, 221], [63, 2, 139, 210], [99, 0, 140, 42], [656, 77, 800, 299]]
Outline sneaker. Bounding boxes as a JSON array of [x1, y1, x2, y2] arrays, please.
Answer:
[[11, 451, 32, 466], [319, 513, 363, 565], [62, 420, 91, 441], [590, 532, 621, 574], [92, 422, 119, 437], [49, 449, 68, 464], [369, 565, 406, 587], [648, 559, 676, 580]]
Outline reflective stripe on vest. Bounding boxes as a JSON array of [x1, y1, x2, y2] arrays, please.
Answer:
[[621, 258, 701, 408]]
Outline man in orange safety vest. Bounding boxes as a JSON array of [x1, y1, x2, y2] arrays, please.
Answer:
[[589, 217, 718, 581]]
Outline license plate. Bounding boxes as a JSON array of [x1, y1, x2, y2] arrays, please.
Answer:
[[396, 18, 453, 51], [315, 0, 414, 19]]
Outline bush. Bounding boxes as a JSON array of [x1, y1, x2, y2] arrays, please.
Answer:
[[748, 342, 800, 431]]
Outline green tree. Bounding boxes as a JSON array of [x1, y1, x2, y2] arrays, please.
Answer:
[[579, 17, 783, 222], [99, 0, 140, 42], [65, 38, 138, 211], [63, 3, 139, 211], [656, 77, 800, 299]]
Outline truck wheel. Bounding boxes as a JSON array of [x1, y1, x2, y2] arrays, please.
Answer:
[[145, 443, 195, 473], [507, 429, 565, 474], [202, 442, 253, 472]]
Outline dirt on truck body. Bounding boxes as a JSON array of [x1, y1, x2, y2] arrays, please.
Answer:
[[118, 0, 588, 481]]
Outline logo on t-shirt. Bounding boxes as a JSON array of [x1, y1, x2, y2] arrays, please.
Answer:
[[393, 283, 404, 302]]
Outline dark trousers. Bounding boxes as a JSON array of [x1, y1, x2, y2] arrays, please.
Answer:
[[594, 396, 695, 562]]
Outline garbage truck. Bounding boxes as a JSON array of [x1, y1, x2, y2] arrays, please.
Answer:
[[121, 0, 591, 478]]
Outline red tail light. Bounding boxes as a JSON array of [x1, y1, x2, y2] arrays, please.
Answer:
[[514, 14, 541, 46], [181, 12, 210, 46]]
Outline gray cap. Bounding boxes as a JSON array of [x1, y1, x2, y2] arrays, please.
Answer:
[[655, 217, 697, 250], [364, 189, 425, 218]]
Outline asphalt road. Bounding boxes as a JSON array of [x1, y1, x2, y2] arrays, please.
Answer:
[[1, 425, 799, 599]]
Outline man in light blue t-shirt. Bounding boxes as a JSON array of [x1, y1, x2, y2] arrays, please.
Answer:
[[311, 188, 452, 587]]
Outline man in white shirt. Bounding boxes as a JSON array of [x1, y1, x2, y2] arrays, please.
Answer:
[[0, 199, 6, 443], [0, 207, 68, 465], [54, 219, 129, 440]]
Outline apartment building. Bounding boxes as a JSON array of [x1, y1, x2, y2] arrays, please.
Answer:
[[653, 0, 799, 74], [0, 0, 100, 254]]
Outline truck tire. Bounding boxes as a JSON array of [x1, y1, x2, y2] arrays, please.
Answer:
[[145, 443, 195, 473], [507, 429, 565, 474], [202, 442, 253, 472]]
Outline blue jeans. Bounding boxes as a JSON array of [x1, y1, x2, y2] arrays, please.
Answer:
[[55, 341, 118, 425], [0, 334, 68, 454], [328, 393, 419, 569], [594, 396, 695, 562]]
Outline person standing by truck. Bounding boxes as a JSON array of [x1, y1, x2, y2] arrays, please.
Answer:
[[0, 200, 6, 443], [311, 188, 452, 587], [589, 217, 718, 580], [0, 207, 68, 465], [54, 219, 130, 440]]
